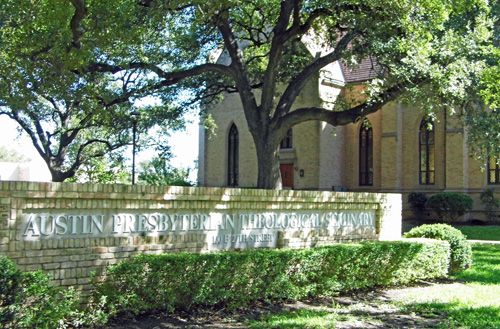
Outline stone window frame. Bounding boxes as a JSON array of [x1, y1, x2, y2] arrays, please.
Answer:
[[280, 128, 293, 149], [487, 157, 500, 184], [227, 123, 239, 187], [359, 119, 373, 186], [419, 118, 435, 185]]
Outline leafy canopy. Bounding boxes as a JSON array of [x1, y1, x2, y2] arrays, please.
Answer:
[[0, 0, 185, 181], [0, 0, 497, 184]]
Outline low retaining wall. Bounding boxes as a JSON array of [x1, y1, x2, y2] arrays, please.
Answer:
[[0, 181, 401, 290]]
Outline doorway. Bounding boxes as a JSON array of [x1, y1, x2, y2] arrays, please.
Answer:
[[280, 163, 294, 189]]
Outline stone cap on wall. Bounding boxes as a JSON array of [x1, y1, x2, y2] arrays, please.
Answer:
[[0, 181, 399, 204]]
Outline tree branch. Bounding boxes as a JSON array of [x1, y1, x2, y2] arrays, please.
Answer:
[[272, 30, 359, 122], [276, 77, 427, 132], [282, 3, 375, 43], [82, 61, 233, 78], [282, 3, 332, 42], [70, 138, 123, 174], [260, 0, 295, 117], [77, 61, 235, 108], [215, 9, 260, 129], [3, 110, 50, 162], [69, 0, 87, 49]]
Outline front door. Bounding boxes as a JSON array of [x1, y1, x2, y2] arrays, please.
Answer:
[[280, 164, 294, 189]]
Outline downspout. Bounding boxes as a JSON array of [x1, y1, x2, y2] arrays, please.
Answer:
[[443, 110, 448, 191]]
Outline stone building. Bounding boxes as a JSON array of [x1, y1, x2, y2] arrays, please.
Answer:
[[198, 57, 499, 222]]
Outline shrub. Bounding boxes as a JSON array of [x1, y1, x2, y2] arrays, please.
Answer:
[[0, 256, 106, 328], [404, 223, 472, 273], [426, 192, 473, 221], [95, 240, 449, 316], [0, 256, 22, 323], [480, 188, 499, 221], [408, 192, 428, 211]]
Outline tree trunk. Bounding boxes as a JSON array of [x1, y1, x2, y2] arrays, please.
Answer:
[[48, 159, 75, 182], [255, 140, 281, 189], [50, 170, 69, 182]]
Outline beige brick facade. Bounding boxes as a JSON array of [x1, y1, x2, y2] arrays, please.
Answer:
[[200, 81, 499, 222]]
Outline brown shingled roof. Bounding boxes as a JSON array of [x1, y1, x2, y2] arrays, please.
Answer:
[[339, 56, 382, 83]]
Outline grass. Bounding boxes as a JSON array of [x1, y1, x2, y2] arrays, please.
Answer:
[[247, 309, 340, 329], [455, 244, 500, 284], [406, 303, 499, 329], [454, 225, 500, 241], [247, 243, 500, 329], [400, 244, 500, 329]]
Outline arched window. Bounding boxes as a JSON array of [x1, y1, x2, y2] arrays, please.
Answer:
[[359, 120, 373, 186], [227, 124, 239, 187], [487, 157, 500, 184], [419, 118, 435, 185], [280, 129, 293, 149]]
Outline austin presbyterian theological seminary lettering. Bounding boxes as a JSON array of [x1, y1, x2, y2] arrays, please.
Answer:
[[22, 210, 376, 247]]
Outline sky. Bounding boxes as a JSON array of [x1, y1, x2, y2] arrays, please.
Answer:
[[0, 112, 200, 182]]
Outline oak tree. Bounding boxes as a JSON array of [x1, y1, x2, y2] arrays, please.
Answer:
[[1, 0, 497, 187], [123, 0, 494, 188], [0, 0, 183, 181]]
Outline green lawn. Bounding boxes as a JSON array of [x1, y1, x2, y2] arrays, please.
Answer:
[[247, 244, 500, 329], [400, 244, 500, 328], [248, 309, 341, 329], [454, 225, 500, 241]]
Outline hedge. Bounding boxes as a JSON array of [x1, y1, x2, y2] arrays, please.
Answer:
[[95, 240, 450, 316], [404, 224, 472, 273]]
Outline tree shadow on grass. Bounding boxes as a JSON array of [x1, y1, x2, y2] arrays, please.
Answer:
[[247, 290, 500, 329], [403, 302, 500, 329], [245, 296, 444, 329], [454, 244, 500, 284]]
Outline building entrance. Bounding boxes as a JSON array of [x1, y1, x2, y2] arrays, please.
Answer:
[[280, 164, 294, 189]]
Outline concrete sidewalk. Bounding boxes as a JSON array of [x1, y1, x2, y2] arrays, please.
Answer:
[[468, 239, 500, 244]]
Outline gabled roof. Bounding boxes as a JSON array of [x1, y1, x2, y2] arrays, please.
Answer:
[[339, 56, 382, 83]]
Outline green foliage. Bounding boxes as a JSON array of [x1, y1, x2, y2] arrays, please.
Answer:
[[464, 104, 500, 162], [67, 154, 130, 184], [138, 156, 192, 186], [0, 256, 21, 315], [1, 0, 497, 186], [426, 192, 474, 221], [480, 189, 499, 221], [95, 240, 449, 316], [0, 0, 185, 182], [408, 192, 428, 212], [6, 272, 81, 329], [479, 43, 500, 110], [0, 256, 107, 328], [404, 224, 472, 273], [0, 146, 29, 163]]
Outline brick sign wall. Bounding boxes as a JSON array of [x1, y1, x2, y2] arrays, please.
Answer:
[[0, 181, 401, 291]]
